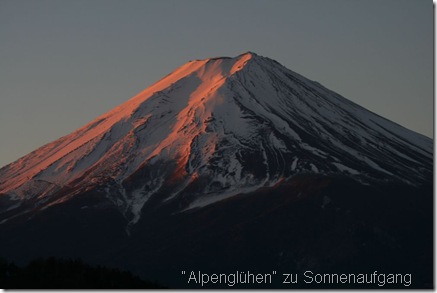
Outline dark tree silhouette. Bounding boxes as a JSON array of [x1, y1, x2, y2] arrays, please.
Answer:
[[0, 257, 166, 289]]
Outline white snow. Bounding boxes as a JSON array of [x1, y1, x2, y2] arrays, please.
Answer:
[[332, 162, 360, 175], [291, 158, 299, 171], [0, 51, 432, 225], [310, 163, 319, 173]]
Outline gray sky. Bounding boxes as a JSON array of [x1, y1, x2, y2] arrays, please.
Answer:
[[0, 0, 433, 168]]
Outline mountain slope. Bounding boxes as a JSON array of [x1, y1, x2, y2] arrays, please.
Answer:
[[0, 52, 432, 288], [0, 52, 432, 227]]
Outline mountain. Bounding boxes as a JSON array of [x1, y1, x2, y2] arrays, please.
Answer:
[[0, 52, 433, 288], [0, 52, 431, 224]]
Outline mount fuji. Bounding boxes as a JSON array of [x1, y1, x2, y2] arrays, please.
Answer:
[[0, 52, 432, 288]]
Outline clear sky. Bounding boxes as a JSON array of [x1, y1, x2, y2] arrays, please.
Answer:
[[0, 0, 433, 168]]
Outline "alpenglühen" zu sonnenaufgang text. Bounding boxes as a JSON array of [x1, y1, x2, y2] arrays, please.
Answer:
[[181, 270, 412, 287]]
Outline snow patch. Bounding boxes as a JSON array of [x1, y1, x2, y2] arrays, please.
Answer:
[[332, 163, 360, 175]]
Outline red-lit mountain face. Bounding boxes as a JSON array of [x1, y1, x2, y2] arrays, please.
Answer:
[[0, 52, 432, 227], [0, 53, 433, 288]]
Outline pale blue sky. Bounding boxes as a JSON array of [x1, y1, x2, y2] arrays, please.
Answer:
[[0, 0, 433, 167]]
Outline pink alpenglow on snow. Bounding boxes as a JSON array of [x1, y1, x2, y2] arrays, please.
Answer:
[[0, 52, 432, 226]]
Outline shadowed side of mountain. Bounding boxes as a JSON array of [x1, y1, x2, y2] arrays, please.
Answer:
[[127, 176, 433, 288], [0, 175, 432, 288]]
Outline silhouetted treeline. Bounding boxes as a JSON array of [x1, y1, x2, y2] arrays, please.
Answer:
[[0, 257, 166, 289]]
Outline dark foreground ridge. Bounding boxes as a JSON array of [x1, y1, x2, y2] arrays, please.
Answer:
[[0, 257, 166, 289]]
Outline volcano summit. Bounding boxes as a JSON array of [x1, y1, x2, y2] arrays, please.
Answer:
[[0, 52, 432, 288]]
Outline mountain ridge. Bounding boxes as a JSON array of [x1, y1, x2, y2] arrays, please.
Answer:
[[0, 52, 432, 227]]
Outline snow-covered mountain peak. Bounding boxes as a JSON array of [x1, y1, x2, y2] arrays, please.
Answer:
[[0, 52, 432, 226]]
